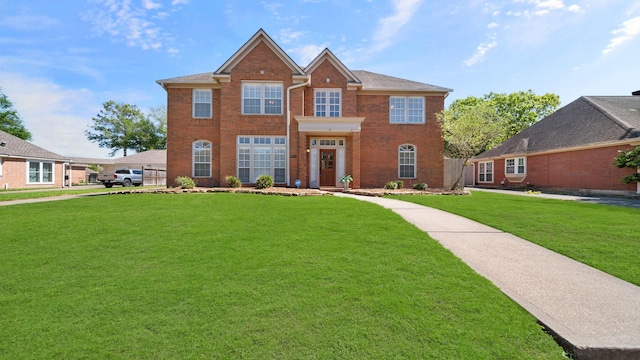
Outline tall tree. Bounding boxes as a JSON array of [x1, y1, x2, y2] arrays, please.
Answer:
[[145, 105, 167, 150], [0, 88, 32, 140], [437, 101, 506, 189], [86, 100, 164, 157], [484, 90, 560, 141]]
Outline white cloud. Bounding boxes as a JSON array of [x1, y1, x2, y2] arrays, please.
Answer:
[[567, 4, 581, 12], [289, 44, 327, 66], [142, 0, 161, 10], [1, 73, 112, 158], [603, 16, 640, 54], [370, 0, 423, 52], [82, 0, 180, 53], [487, 22, 500, 29], [464, 39, 498, 66], [278, 29, 306, 44], [535, 0, 565, 10], [171, 0, 189, 4]]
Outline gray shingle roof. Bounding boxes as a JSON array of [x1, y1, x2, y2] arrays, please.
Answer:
[[113, 149, 166, 165], [157, 72, 215, 85], [476, 96, 640, 159], [0, 129, 67, 161], [351, 70, 452, 93]]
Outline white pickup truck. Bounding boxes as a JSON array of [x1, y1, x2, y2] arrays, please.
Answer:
[[97, 169, 143, 188]]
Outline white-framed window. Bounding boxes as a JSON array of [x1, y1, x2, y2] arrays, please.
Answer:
[[27, 161, 54, 184], [193, 89, 212, 118], [0, 157, 3, 177], [192, 140, 212, 177], [478, 161, 493, 182], [237, 136, 286, 183], [505, 157, 526, 175], [398, 144, 416, 178], [242, 82, 283, 115], [390, 96, 425, 124], [315, 89, 341, 117]]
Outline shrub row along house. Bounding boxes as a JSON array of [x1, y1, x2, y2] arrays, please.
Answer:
[[157, 29, 452, 189], [472, 94, 640, 195]]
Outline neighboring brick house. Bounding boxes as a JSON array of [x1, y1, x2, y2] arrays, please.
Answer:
[[472, 95, 640, 195], [0, 129, 73, 189], [157, 29, 452, 189]]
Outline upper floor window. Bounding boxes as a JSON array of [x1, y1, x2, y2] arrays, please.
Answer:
[[315, 89, 341, 117], [193, 89, 212, 118], [398, 144, 416, 178], [193, 140, 212, 177], [242, 82, 283, 115], [478, 161, 493, 182], [505, 157, 526, 175], [28, 161, 54, 184], [390, 96, 425, 124]]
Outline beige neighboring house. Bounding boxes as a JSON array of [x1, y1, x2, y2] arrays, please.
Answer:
[[0, 129, 73, 189]]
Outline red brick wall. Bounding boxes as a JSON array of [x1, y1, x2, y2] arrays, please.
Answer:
[[164, 42, 446, 189], [475, 145, 637, 193], [356, 94, 444, 188]]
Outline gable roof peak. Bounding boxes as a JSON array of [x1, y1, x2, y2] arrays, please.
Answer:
[[304, 47, 361, 85], [214, 29, 305, 76]]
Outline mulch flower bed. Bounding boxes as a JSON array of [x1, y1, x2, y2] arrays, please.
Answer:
[[108, 187, 469, 197]]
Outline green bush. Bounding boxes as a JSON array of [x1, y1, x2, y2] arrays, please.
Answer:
[[175, 176, 196, 189], [255, 175, 274, 189], [384, 181, 398, 190], [395, 180, 403, 189], [413, 183, 428, 190], [225, 175, 242, 188]]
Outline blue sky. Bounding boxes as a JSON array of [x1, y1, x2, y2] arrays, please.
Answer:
[[1, 0, 639, 158]]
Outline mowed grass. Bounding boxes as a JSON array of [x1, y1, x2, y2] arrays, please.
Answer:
[[0, 194, 563, 359], [390, 191, 640, 286]]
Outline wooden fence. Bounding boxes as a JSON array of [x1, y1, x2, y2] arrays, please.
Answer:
[[143, 168, 167, 186], [443, 158, 473, 189]]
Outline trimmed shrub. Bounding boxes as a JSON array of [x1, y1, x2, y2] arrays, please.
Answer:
[[413, 182, 428, 190], [395, 180, 403, 189], [255, 175, 274, 189], [384, 181, 398, 190], [175, 176, 196, 189], [225, 175, 242, 188]]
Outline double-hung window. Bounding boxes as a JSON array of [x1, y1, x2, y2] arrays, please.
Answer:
[[237, 136, 286, 184], [478, 161, 493, 182], [398, 144, 416, 178], [390, 96, 425, 123], [193, 89, 212, 118], [28, 161, 54, 184], [505, 157, 526, 175], [315, 89, 341, 117], [242, 82, 283, 115], [193, 140, 212, 177]]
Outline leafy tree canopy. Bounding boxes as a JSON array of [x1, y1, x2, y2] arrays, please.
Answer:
[[85, 100, 166, 157], [437, 101, 506, 189], [613, 146, 640, 184], [447, 90, 560, 151], [0, 88, 32, 140]]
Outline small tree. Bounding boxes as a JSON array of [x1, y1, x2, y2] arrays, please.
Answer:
[[0, 89, 32, 140], [437, 102, 506, 190], [613, 146, 640, 184]]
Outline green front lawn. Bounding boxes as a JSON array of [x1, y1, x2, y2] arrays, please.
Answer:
[[390, 191, 640, 286], [0, 194, 563, 359]]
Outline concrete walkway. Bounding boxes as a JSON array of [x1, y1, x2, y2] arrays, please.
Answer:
[[335, 193, 640, 360]]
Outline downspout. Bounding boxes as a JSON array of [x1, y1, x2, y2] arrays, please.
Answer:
[[286, 75, 311, 186]]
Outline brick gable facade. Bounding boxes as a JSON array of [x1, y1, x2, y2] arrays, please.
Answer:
[[158, 30, 451, 189]]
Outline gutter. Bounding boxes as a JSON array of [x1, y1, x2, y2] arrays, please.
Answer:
[[285, 75, 311, 186]]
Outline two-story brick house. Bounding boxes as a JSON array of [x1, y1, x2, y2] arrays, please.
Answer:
[[157, 29, 452, 189]]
